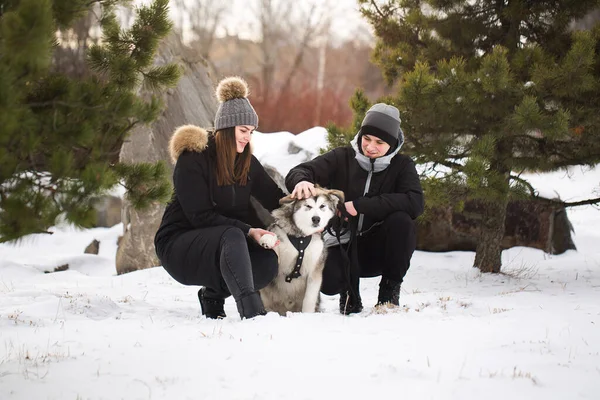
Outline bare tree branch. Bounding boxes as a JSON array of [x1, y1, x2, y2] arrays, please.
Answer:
[[172, 0, 229, 74], [255, 0, 333, 101], [276, 3, 323, 101], [562, 197, 600, 208]]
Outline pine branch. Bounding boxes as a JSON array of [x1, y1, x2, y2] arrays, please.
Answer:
[[142, 64, 181, 91], [509, 174, 537, 197], [433, 159, 464, 170], [27, 100, 104, 110], [369, 0, 386, 19], [451, 3, 496, 19]]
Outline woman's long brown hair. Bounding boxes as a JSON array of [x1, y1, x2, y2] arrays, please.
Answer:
[[214, 127, 252, 186]]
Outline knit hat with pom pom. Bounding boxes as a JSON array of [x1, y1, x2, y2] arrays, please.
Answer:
[[214, 76, 258, 131]]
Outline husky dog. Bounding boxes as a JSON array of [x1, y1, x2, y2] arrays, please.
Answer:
[[258, 187, 344, 315]]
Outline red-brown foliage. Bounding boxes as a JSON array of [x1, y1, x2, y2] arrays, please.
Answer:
[[251, 79, 353, 134]]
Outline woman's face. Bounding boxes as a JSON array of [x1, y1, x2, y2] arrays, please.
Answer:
[[234, 125, 255, 153], [360, 134, 391, 158]]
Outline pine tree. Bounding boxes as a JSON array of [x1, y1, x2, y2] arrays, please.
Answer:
[[345, 0, 600, 272], [0, 0, 180, 242]]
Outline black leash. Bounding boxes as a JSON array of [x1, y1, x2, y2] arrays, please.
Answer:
[[325, 202, 360, 304]]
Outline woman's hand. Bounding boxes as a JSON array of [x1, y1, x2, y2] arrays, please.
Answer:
[[291, 181, 316, 199], [248, 228, 280, 248]]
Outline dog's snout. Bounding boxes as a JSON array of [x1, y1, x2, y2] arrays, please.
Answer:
[[312, 216, 321, 225]]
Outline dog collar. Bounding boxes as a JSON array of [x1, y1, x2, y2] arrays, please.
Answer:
[[285, 235, 312, 282]]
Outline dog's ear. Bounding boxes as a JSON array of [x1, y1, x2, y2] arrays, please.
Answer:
[[326, 189, 345, 207], [279, 194, 297, 205]]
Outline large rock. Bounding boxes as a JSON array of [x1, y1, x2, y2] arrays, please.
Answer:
[[416, 197, 576, 255], [116, 35, 217, 275]]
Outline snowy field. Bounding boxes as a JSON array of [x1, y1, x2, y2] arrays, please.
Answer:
[[1, 128, 599, 400]]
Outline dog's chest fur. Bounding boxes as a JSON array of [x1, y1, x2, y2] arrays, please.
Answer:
[[259, 231, 325, 315]]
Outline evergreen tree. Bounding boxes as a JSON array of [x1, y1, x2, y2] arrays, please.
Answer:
[[0, 0, 180, 242], [339, 0, 600, 272]]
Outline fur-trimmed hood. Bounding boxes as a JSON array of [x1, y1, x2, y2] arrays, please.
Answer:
[[169, 125, 209, 164]]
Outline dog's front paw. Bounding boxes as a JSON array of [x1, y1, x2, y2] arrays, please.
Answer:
[[259, 234, 278, 249]]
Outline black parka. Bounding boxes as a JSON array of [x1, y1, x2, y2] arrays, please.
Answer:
[[155, 126, 285, 264], [285, 141, 424, 234]]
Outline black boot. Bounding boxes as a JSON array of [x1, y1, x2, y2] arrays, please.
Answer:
[[198, 287, 226, 319], [236, 291, 267, 319], [339, 290, 363, 315], [376, 278, 401, 306]]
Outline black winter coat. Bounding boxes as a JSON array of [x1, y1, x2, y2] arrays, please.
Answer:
[[155, 126, 285, 259], [285, 143, 424, 233]]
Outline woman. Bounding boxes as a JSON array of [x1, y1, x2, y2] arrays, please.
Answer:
[[286, 103, 424, 314], [154, 77, 285, 319]]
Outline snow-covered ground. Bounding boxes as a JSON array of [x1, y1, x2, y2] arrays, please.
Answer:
[[1, 128, 599, 400]]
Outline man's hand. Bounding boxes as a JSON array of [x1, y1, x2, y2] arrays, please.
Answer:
[[291, 181, 316, 199], [249, 228, 280, 248], [335, 201, 357, 220], [344, 201, 358, 217]]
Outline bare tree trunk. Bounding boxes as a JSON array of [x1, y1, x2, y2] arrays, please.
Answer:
[[258, 0, 283, 101], [275, 3, 318, 100], [256, 1, 329, 106]]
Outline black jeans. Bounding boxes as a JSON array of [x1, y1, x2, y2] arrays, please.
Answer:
[[320, 211, 417, 295], [159, 226, 278, 301]]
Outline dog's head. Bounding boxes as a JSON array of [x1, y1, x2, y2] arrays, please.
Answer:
[[278, 187, 344, 236]]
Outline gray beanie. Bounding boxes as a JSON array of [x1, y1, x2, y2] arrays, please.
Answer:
[[214, 77, 258, 131], [359, 103, 404, 149]]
